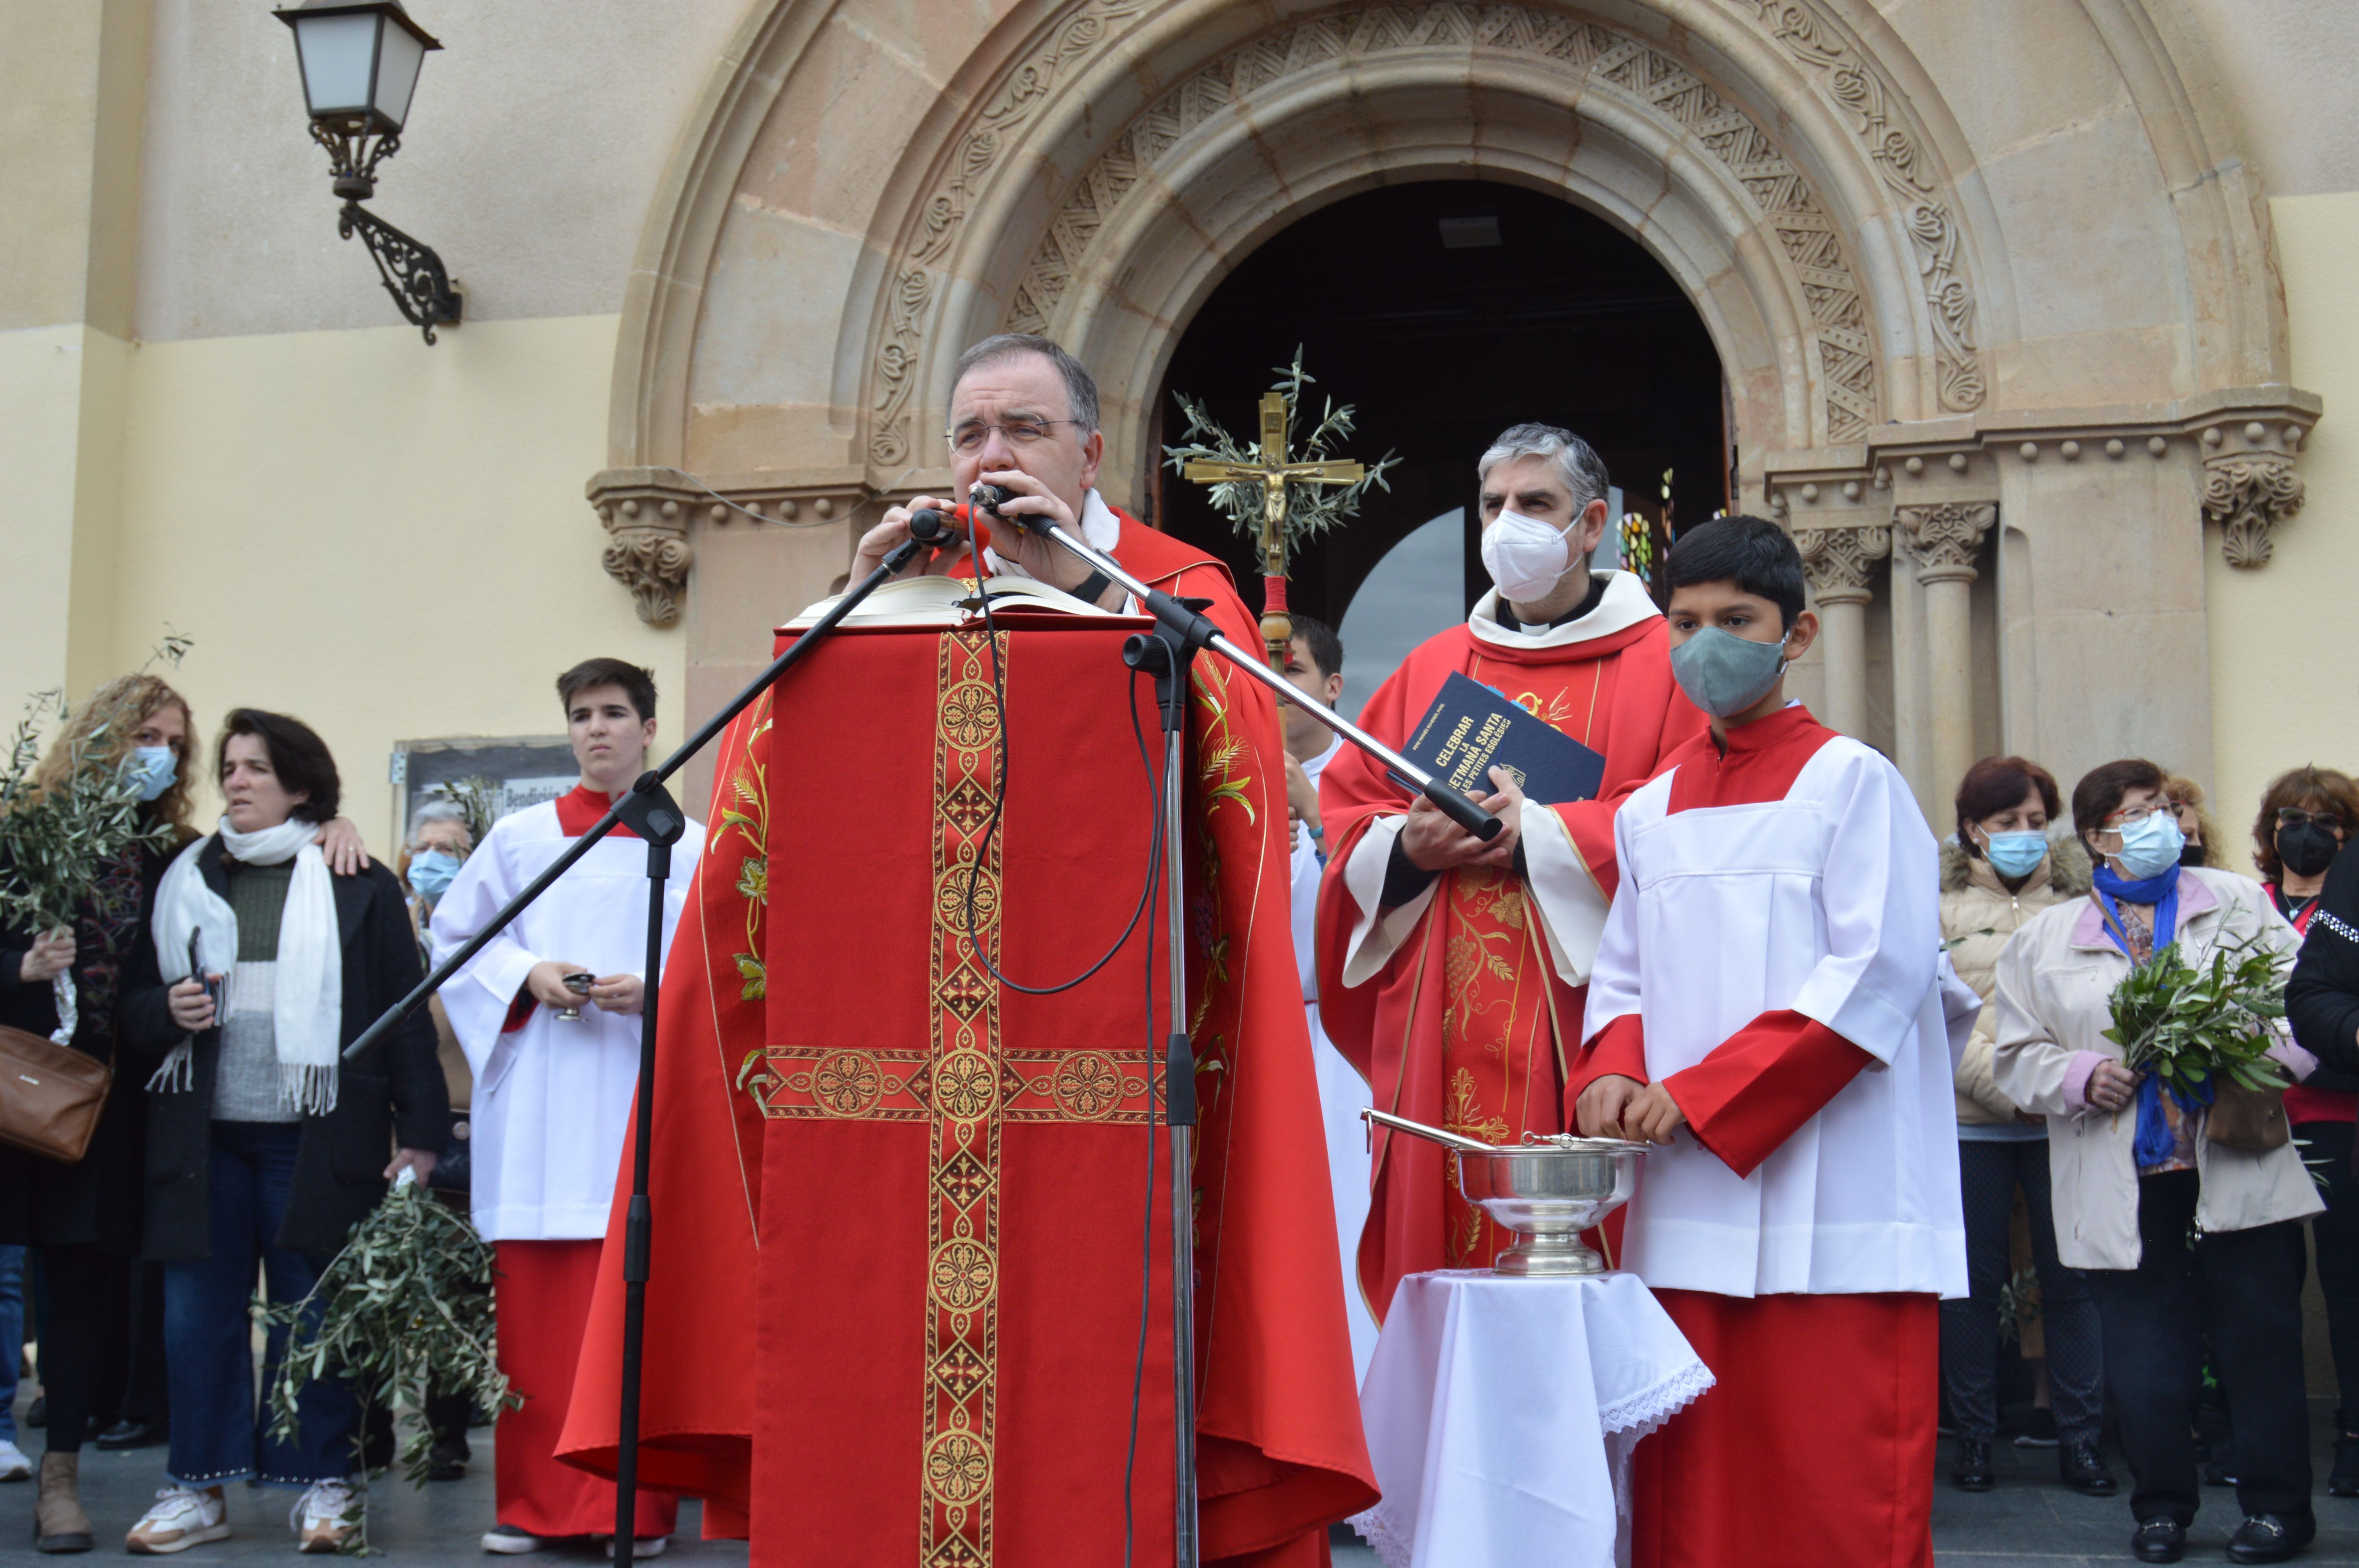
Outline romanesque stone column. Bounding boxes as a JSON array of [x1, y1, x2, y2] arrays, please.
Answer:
[[1896, 503, 1996, 802], [1792, 524, 1890, 739]]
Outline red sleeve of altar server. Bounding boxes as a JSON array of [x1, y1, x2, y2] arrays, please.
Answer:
[[1664, 1011, 1874, 1178]]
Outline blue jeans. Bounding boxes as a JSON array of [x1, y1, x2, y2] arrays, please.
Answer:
[[161, 1122, 358, 1487], [0, 1244, 23, 1445]]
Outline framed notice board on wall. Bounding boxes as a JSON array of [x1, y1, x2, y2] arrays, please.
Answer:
[[389, 736, 576, 851]]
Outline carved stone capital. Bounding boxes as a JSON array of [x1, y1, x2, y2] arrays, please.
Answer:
[[1896, 502, 1995, 584], [2203, 450, 2306, 569], [1792, 524, 1890, 606], [588, 475, 699, 627]]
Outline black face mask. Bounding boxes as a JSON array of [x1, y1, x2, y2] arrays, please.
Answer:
[[2278, 820, 2343, 878], [2179, 839, 2208, 868]]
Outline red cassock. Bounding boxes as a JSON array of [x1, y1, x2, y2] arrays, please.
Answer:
[[555, 508, 1376, 1568], [1312, 583, 1705, 1319]]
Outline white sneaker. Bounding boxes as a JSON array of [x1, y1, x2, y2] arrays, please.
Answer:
[[603, 1537, 670, 1560], [0, 1437, 30, 1481], [291, 1478, 361, 1554], [126, 1486, 231, 1555], [482, 1524, 555, 1554]]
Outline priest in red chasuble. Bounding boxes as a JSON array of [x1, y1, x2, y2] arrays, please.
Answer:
[[1314, 424, 1705, 1316], [554, 334, 1374, 1567]]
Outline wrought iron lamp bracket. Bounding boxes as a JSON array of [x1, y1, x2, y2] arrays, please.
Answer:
[[307, 119, 461, 344]]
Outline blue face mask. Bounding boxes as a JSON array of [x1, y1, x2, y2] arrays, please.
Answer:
[[407, 849, 462, 900], [1668, 626, 1790, 719], [124, 746, 176, 803], [2110, 811, 2186, 880], [1981, 830, 2048, 879]]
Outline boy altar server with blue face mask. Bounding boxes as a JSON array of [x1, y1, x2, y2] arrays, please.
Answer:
[[1569, 515, 1968, 1568]]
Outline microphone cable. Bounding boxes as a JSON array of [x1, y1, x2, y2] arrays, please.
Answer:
[[961, 582, 1161, 995]]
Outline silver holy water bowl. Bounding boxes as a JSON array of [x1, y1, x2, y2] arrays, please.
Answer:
[[1365, 1109, 1646, 1278]]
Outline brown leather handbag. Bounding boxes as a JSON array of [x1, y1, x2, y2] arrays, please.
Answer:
[[0, 1023, 111, 1163], [2204, 1078, 2292, 1154]]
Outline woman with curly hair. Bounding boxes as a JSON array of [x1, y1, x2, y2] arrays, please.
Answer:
[[0, 675, 200, 1551]]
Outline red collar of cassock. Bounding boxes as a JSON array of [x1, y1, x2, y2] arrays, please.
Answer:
[[552, 782, 640, 838], [1664, 702, 1839, 814]]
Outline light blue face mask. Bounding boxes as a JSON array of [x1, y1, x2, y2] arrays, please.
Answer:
[[2111, 810, 2187, 880], [407, 849, 462, 900], [1668, 625, 1790, 719], [124, 745, 176, 804], [1981, 830, 2048, 879]]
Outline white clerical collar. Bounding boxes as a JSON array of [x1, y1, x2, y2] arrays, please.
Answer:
[[983, 487, 1121, 576], [1467, 570, 1659, 652]]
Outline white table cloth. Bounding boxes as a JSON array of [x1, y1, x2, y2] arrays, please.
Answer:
[[1351, 1269, 1713, 1568]]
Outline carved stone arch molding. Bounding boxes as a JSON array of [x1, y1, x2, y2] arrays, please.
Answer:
[[591, 0, 2315, 639]]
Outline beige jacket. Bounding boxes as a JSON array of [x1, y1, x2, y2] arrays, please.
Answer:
[[1940, 837, 2086, 1125], [1990, 867, 2317, 1270]]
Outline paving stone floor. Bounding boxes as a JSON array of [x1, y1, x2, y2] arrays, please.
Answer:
[[5, 1398, 2357, 1564]]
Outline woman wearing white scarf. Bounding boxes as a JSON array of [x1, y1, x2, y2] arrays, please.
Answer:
[[122, 711, 447, 1556]]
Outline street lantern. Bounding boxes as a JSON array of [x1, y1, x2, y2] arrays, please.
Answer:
[[274, 0, 461, 342]]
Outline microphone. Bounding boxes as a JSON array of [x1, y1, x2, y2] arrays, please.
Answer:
[[970, 483, 1051, 537], [908, 502, 989, 549]]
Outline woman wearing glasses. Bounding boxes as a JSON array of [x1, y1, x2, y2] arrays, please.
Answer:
[[1992, 758, 2319, 1564]]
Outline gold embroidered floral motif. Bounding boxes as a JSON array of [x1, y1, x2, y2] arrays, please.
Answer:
[[1051, 1051, 1122, 1120], [810, 1050, 885, 1118], [930, 1239, 996, 1312], [939, 682, 1000, 750], [924, 1431, 992, 1504], [934, 1051, 999, 1122]]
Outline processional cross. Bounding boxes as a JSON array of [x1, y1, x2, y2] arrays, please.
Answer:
[[1181, 391, 1365, 668]]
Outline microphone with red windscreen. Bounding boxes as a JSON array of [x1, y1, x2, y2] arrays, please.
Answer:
[[907, 501, 990, 551]]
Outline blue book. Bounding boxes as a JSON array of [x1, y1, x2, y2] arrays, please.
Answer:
[[1401, 671, 1607, 805]]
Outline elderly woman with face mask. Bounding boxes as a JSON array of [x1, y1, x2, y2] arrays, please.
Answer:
[[118, 710, 446, 1555], [1993, 758, 2319, 1566], [1937, 756, 2111, 1498]]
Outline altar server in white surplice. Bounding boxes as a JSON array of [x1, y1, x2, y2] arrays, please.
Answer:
[[430, 659, 703, 1555], [1568, 517, 1965, 1568], [1279, 615, 1379, 1383]]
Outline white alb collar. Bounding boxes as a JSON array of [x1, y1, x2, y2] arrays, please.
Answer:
[[1467, 569, 1660, 652]]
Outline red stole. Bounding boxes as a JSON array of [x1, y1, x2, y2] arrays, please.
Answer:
[[1313, 613, 1705, 1319]]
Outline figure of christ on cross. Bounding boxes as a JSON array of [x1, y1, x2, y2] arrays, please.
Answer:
[[1181, 390, 1365, 668]]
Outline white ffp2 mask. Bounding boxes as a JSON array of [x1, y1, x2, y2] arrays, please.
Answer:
[[1481, 508, 1579, 603]]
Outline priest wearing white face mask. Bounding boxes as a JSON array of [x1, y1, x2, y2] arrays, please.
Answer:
[[1312, 423, 1709, 1317]]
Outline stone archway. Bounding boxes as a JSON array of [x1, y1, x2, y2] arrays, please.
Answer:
[[593, 0, 2316, 816]]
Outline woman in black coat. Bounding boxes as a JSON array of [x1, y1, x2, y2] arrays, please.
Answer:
[[115, 710, 445, 1555], [0, 675, 202, 1552]]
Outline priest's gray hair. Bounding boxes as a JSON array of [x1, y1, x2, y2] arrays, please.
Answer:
[[951, 333, 1102, 436], [1478, 423, 1610, 513]]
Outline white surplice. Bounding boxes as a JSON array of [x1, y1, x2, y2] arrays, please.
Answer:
[[1582, 734, 1968, 1299], [430, 799, 705, 1241], [1290, 735, 1380, 1381]]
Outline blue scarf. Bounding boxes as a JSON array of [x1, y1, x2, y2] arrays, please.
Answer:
[[2090, 862, 2203, 1166]]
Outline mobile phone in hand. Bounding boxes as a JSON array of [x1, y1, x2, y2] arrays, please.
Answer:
[[187, 931, 225, 1025]]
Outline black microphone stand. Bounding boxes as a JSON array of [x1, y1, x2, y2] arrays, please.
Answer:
[[954, 488, 1504, 1568], [340, 533, 933, 1552]]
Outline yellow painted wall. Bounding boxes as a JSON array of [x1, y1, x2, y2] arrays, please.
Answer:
[[102, 311, 680, 857], [2206, 191, 2359, 873]]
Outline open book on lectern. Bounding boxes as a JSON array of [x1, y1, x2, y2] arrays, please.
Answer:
[[782, 574, 1121, 629]]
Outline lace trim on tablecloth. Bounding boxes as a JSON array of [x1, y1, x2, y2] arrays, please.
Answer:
[[1350, 1503, 1414, 1568], [1597, 1355, 1715, 1439]]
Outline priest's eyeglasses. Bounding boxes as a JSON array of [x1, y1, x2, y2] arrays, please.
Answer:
[[947, 418, 1085, 454]]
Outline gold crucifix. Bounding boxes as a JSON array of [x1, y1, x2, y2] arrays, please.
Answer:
[[1181, 390, 1365, 667]]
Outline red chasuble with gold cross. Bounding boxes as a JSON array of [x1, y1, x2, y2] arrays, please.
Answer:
[[557, 513, 1375, 1568], [1313, 573, 1705, 1320]]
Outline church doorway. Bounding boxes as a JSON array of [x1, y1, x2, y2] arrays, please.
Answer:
[[1149, 180, 1728, 707]]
